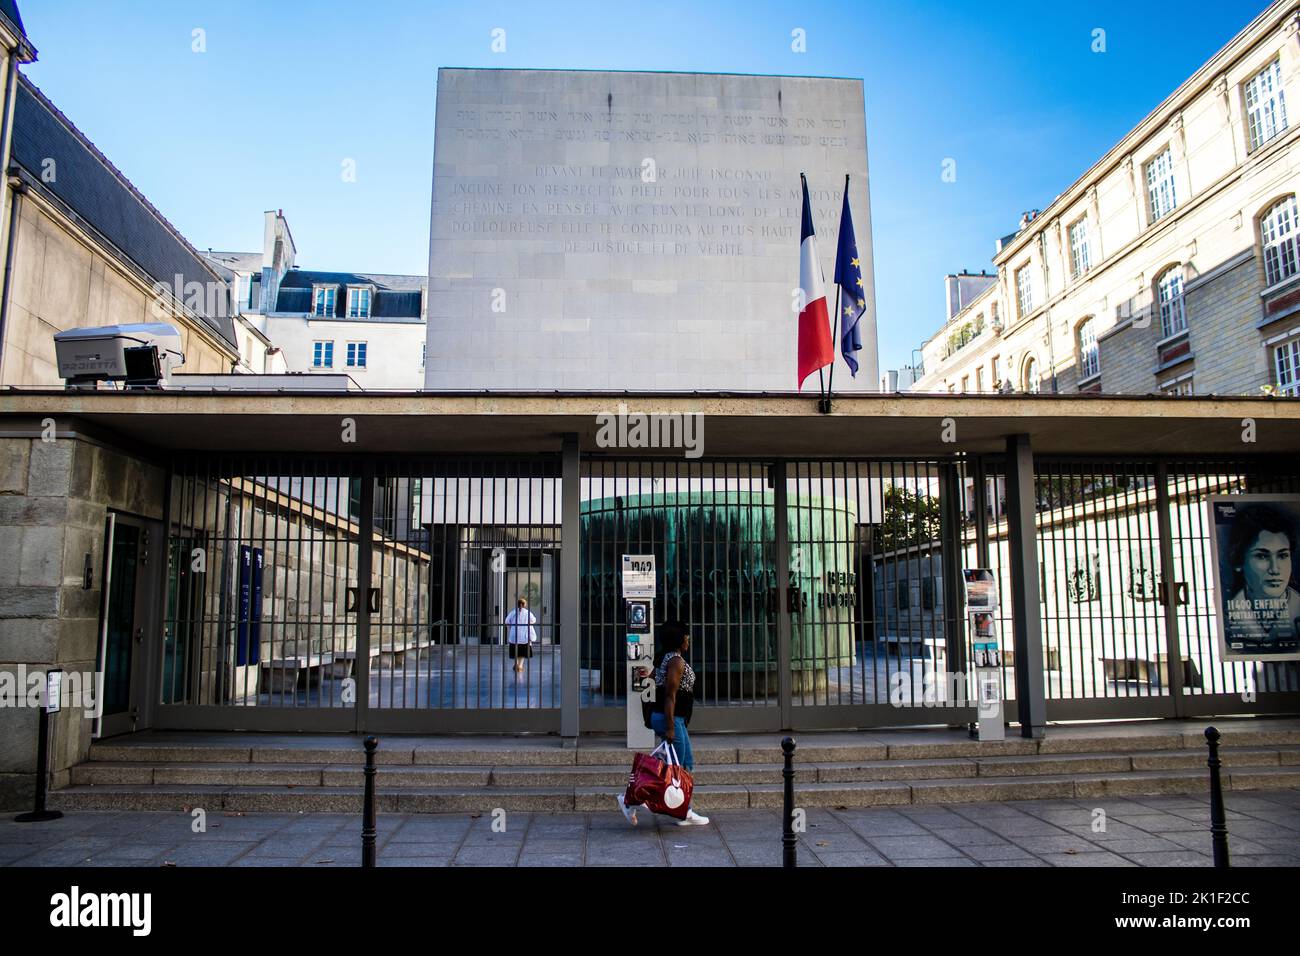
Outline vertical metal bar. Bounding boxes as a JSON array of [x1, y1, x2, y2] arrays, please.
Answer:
[[560, 436, 580, 739], [940, 460, 966, 682], [1155, 461, 1186, 714], [443, 460, 455, 709], [773, 460, 793, 728], [973, 455, 990, 569], [355, 463, 374, 731], [1005, 434, 1046, 738]]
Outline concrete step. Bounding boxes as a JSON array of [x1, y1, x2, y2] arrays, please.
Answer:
[[83, 725, 1300, 769], [47, 765, 1300, 814], [70, 746, 1300, 789]]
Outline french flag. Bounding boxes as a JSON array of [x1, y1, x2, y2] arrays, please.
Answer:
[[796, 175, 834, 391]]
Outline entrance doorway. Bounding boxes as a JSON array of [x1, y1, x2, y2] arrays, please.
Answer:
[[97, 513, 161, 738]]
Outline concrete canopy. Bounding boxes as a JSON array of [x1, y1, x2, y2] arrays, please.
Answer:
[[0, 390, 1296, 458]]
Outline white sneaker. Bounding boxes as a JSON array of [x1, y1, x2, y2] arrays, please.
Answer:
[[616, 793, 639, 827], [677, 809, 709, 826]]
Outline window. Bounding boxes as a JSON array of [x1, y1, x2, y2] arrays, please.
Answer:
[[992, 355, 1003, 389], [312, 341, 334, 368], [960, 375, 969, 393], [1077, 319, 1099, 380], [1024, 356, 1040, 394], [1276, 337, 1300, 396], [347, 287, 372, 319], [1068, 217, 1091, 279], [1245, 58, 1287, 152], [1261, 195, 1300, 287], [975, 366, 984, 392], [1015, 264, 1034, 318], [1160, 375, 1193, 396], [346, 342, 368, 368], [1145, 148, 1178, 223], [896, 581, 910, 609], [1156, 267, 1186, 338], [313, 286, 336, 316]]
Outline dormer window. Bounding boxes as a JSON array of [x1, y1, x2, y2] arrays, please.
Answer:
[[312, 285, 337, 316], [347, 286, 373, 319]]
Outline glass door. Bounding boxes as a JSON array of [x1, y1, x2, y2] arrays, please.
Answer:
[[97, 514, 160, 738]]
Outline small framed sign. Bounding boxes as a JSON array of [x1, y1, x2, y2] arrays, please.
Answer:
[[45, 670, 63, 714], [963, 569, 999, 611]]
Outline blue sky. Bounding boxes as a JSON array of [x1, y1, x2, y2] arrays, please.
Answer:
[[20, 0, 1273, 373]]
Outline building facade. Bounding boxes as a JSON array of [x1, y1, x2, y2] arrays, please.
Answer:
[[913, 1, 1300, 400], [207, 211, 427, 390]]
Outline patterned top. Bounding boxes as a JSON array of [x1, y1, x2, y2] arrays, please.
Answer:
[[654, 651, 695, 693]]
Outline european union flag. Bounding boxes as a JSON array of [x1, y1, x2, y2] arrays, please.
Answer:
[[833, 183, 865, 376]]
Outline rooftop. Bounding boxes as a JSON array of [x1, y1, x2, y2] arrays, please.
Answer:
[[10, 78, 237, 349]]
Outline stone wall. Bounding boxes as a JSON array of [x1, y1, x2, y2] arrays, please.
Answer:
[[0, 430, 164, 809]]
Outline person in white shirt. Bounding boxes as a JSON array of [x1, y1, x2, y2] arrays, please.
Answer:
[[505, 596, 538, 673]]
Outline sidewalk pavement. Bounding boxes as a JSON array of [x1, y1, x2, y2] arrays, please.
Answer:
[[3, 789, 1298, 867]]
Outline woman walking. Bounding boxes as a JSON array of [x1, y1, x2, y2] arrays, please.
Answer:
[[618, 620, 709, 827], [504, 596, 537, 674]]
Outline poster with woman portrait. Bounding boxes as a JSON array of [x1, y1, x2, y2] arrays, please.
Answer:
[[1207, 496, 1300, 661]]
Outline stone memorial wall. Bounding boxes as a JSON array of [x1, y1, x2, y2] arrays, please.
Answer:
[[426, 69, 877, 392]]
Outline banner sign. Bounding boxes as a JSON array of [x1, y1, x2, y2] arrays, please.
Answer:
[[236, 546, 264, 667], [1206, 495, 1300, 661]]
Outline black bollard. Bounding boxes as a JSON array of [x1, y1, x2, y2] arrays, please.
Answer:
[[16, 673, 63, 824], [362, 736, 378, 868], [1204, 727, 1230, 868], [782, 736, 797, 869]]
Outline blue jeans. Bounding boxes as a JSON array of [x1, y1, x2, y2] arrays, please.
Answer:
[[650, 713, 693, 771]]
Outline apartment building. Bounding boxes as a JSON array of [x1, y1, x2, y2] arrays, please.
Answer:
[[913, 1, 1300, 399], [207, 211, 427, 390]]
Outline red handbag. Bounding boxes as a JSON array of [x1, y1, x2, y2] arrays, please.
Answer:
[[624, 741, 693, 820]]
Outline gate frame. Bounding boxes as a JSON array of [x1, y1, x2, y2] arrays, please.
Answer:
[[146, 443, 1300, 736]]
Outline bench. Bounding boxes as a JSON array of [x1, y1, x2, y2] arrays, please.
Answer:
[[328, 647, 380, 679], [1156, 653, 1203, 690], [1101, 657, 1154, 683], [261, 653, 335, 693], [377, 638, 433, 667], [1101, 655, 1201, 689]]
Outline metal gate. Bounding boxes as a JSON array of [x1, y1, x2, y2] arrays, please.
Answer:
[[154, 451, 1298, 733], [366, 457, 561, 731], [974, 455, 1300, 721], [156, 454, 563, 732], [579, 458, 781, 731], [577, 457, 976, 731]]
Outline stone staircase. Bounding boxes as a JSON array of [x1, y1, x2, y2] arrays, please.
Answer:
[[50, 721, 1300, 814]]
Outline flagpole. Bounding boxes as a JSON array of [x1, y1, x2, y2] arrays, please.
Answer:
[[823, 174, 850, 413], [806, 171, 827, 402]]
